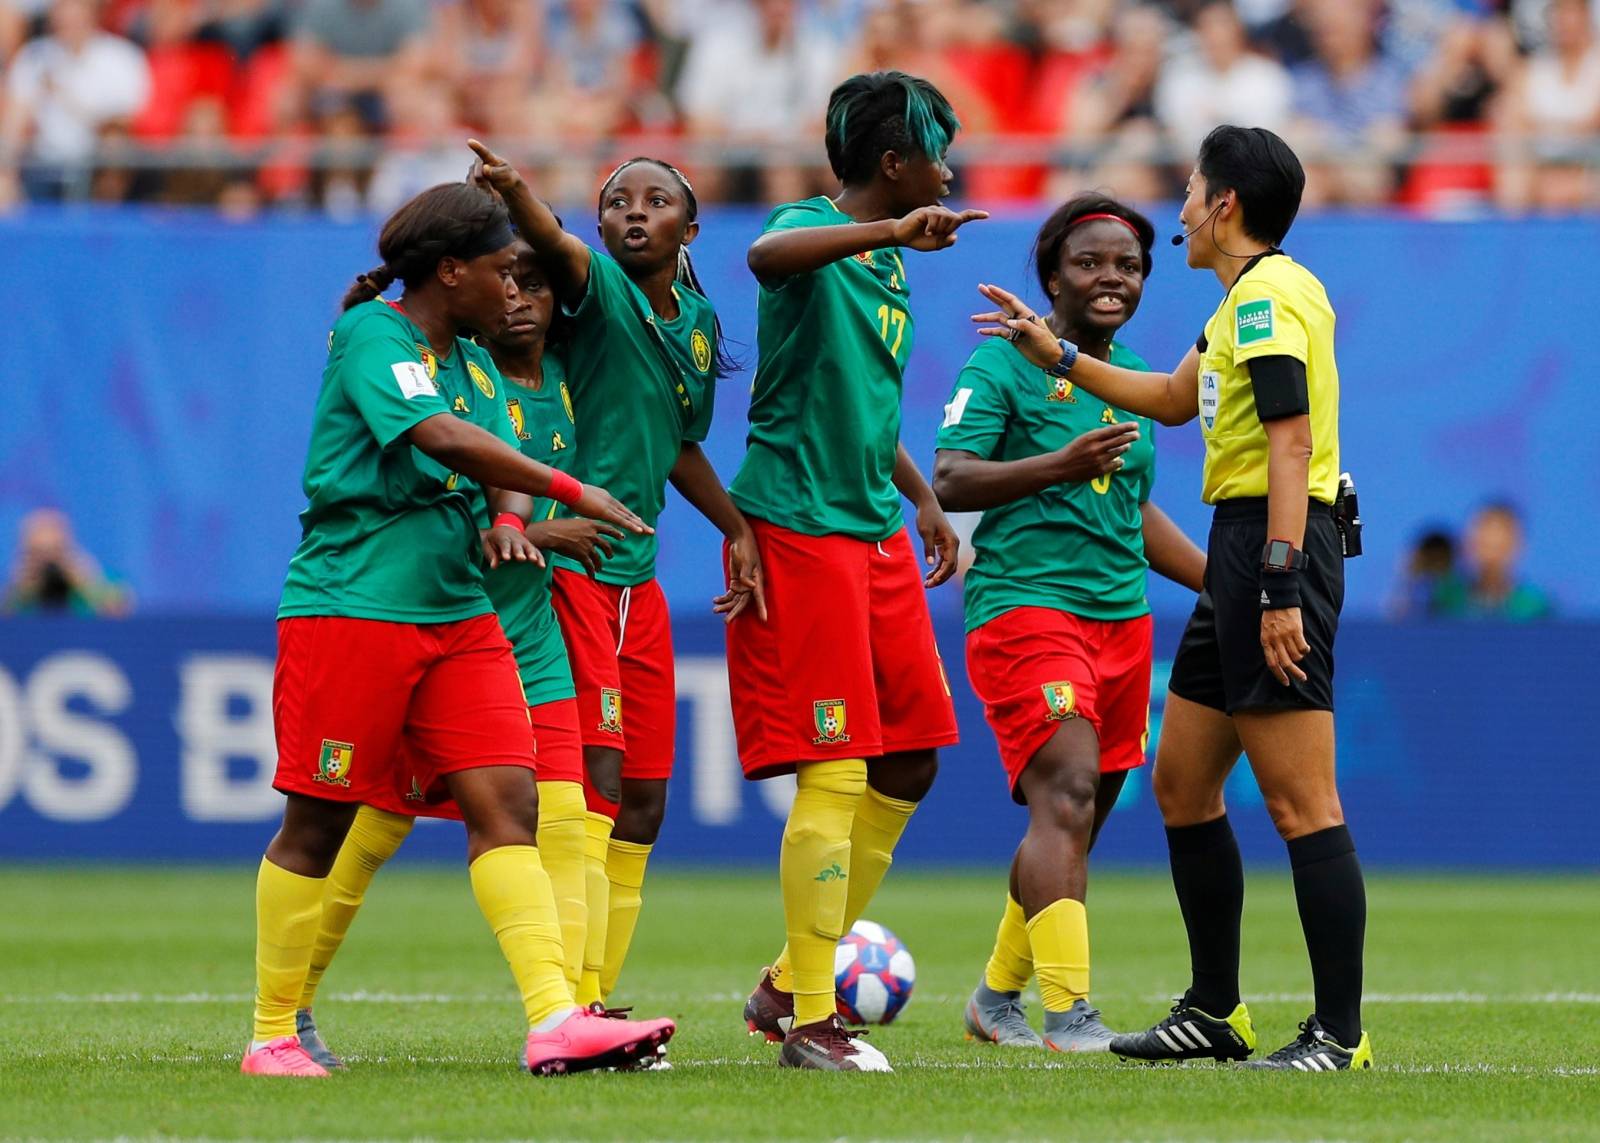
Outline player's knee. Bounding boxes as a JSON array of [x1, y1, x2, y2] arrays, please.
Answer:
[[583, 749, 623, 806], [614, 784, 667, 844], [1264, 791, 1344, 840], [1152, 759, 1217, 823], [1036, 771, 1098, 840], [871, 749, 939, 802]]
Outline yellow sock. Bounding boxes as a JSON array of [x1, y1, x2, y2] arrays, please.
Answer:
[[252, 857, 327, 1042], [599, 838, 651, 1001], [576, 811, 613, 1007], [299, 807, 414, 1010], [781, 759, 867, 1027], [1027, 897, 1091, 1012], [468, 844, 572, 1027], [984, 894, 1034, 993], [769, 783, 916, 993], [535, 781, 588, 991]]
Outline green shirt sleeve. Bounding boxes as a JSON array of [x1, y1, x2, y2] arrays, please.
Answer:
[[936, 346, 1011, 459], [684, 369, 716, 443], [338, 314, 451, 449]]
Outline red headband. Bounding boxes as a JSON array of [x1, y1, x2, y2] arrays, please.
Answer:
[[1068, 212, 1141, 239]]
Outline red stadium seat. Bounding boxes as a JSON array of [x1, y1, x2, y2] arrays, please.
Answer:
[[228, 43, 290, 140], [132, 42, 236, 140]]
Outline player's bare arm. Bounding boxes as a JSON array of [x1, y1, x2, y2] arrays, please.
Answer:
[[1140, 501, 1206, 593], [932, 423, 1140, 513], [467, 139, 592, 307], [407, 412, 650, 534], [972, 283, 1202, 425], [746, 207, 987, 284], [669, 443, 767, 622], [1261, 413, 1314, 686], [481, 488, 542, 569], [893, 442, 958, 588]]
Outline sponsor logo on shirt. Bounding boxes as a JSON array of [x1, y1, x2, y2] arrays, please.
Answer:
[[391, 361, 435, 400], [468, 361, 496, 398], [598, 689, 624, 735], [691, 329, 712, 374], [452, 395, 470, 414], [1235, 299, 1275, 346], [314, 739, 354, 787], [1041, 682, 1077, 722], [551, 431, 567, 452], [812, 699, 850, 745], [1200, 371, 1220, 430]]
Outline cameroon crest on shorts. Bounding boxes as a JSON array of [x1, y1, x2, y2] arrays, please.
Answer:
[[812, 699, 850, 745], [315, 739, 354, 787], [1041, 682, 1077, 722], [598, 688, 623, 734], [468, 360, 496, 398], [691, 329, 712, 374], [1046, 376, 1076, 403]]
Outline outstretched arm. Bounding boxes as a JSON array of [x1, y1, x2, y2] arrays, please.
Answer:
[[669, 443, 767, 622], [748, 206, 987, 284], [468, 139, 591, 307], [972, 283, 1201, 425]]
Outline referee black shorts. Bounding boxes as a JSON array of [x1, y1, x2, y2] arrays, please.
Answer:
[[1168, 498, 1344, 715]]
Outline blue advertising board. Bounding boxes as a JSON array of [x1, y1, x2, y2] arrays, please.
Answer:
[[1, 616, 1594, 869]]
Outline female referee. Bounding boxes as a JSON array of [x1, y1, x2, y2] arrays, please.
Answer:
[[246, 183, 676, 1078], [467, 140, 765, 1010], [934, 194, 1204, 1053], [972, 125, 1372, 1071], [290, 241, 624, 1069], [732, 70, 985, 1073]]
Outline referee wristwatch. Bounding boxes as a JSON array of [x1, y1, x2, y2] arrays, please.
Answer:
[[1260, 539, 1307, 610]]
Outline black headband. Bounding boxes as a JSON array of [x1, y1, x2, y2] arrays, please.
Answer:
[[451, 216, 517, 262]]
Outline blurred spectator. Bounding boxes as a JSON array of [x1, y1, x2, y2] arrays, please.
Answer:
[[157, 96, 235, 205], [2, 0, 151, 200], [1155, 1, 1293, 152], [289, 0, 430, 133], [306, 95, 373, 216], [1408, 6, 1518, 128], [367, 80, 470, 212], [1495, 0, 1600, 210], [202, 0, 290, 62], [1388, 526, 1465, 619], [1433, 502, 1554, 620], [434, 0, 541, 129], [1289, 0, 1408, 205], [2, 509, 131, 616], [1057, 3, 1169, 201], [679, 0, 837, 200], [532, 0, 642, 139]]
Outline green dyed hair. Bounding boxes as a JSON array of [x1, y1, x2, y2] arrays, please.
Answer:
[[824, 71, 961, 185]]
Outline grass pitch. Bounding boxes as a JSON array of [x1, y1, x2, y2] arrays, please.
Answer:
[[2, 865, 1597, 1141]]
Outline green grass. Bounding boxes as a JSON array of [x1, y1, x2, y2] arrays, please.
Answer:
[[2, 866, 1597, 1141]]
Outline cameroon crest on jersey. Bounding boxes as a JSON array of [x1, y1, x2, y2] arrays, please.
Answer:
[[812, 699, 850, 745], [314, 739, 354, 786], [468, 360, 496, 398], [691, 329, 712, 374], [1046, 376, 1076, 403], [415, 345, 438, 380], [1042, 682, 1077, 722], [506, 397, 530, 440]]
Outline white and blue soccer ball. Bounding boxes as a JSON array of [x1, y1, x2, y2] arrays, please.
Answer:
[[835, 920, 916, 1026]]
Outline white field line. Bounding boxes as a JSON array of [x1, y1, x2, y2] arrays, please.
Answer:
[[7, 990, 1600, 1005], [14, 1048, 1598, 1078]]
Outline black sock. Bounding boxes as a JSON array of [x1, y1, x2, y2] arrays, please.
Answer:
[[1166, 815, 1244, 1016], [1287, 825, 1366, 1048]]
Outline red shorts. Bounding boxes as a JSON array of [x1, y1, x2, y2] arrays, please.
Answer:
[[965, 606, 1153, 801], [272, 614, 535, 814], [374, 697, 585, 820], [549, 570, 675, 781], [725, 520, 960, 779]]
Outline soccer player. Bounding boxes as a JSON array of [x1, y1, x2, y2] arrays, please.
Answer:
[[243, 182, 675, 1078], [291, 242, 621, 1069], [932, 194, 1205, 1052], [468, 140, 765, 1008], [730, 71, 985, 1072], [973, 125, 1372, 1071]]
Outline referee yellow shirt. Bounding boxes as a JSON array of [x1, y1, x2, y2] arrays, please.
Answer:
[[1196, 252, 1340, 505]]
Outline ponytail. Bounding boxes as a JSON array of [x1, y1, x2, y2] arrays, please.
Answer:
[[341, 264, 398, 311]]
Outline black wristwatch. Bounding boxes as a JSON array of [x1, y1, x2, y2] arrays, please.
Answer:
[[1261, 539, 1308, 573]]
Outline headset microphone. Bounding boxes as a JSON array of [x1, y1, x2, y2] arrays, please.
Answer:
[[1170, 201, 1224, 246]]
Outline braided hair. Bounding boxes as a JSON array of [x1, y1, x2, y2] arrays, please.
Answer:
[[825, 71, 961, 186], [597, 157, 740, 375], [341, 183, 514, 311]]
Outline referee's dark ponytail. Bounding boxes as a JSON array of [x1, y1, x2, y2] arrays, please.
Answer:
[[340, 183, 513, 311]]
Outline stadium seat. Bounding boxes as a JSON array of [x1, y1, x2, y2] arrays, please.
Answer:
[[133, 42, 236, 140]]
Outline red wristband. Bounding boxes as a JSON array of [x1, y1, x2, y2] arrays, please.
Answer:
[[492, 512, 525, 531], [547, 470, 583, 507]]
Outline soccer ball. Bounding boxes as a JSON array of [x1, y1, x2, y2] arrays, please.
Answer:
[[835, 920, 915, 1025]]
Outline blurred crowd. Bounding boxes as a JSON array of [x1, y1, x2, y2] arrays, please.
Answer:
[[1389, 501, 1553, 621], [0, 0, 1596, 211]]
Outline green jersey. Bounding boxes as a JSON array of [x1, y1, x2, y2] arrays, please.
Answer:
[[279, 301, 518, 623], [555, 251, 718, 586], [482, 351, 579, 705], [936, 338, 1157, 631], [730, 197, 912, 541]]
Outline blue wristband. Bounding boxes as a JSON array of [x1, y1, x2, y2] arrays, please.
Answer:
[[1045, 338, 1079, 378]]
